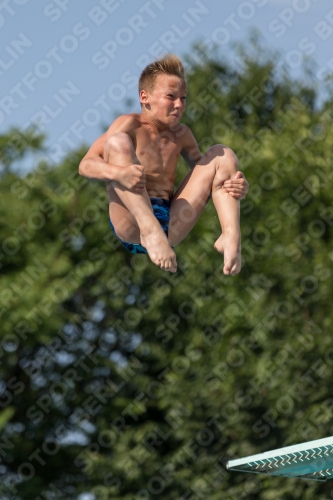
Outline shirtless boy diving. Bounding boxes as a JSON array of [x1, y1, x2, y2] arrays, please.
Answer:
[[79, 54, 249, 274]]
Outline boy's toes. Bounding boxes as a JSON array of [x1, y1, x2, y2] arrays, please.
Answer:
[[169, 255, 177, 273], [230, 265, 238, 276], [169, 260, 177, 273], [223, 263, 231, 275], [230, 261, 241, 275], [160, 258, 177, 273], [159, 260, 168, 271], [224, 258, 241, 276]]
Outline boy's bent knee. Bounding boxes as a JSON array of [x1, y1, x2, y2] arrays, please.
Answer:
[[212, 145, 238, 172], [104, 132, 134, 157], [210, 145, 238, 187], [207, 144, 238, 166]]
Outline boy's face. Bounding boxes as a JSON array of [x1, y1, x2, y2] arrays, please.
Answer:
[[140, 74, 187, 127]]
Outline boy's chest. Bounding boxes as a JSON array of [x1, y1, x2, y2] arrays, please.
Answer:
[[134, 128, 182, 169]]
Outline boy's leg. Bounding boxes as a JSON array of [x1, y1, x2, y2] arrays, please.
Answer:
[[104, 132, 177, 272], [168, 144, 241, 275]]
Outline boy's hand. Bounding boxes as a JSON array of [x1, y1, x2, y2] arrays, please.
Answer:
[[223, 171, 249, 199], [113, 164, 146, 192]]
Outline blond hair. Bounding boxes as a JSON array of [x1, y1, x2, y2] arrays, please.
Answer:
[[138, 54, 186, 94]]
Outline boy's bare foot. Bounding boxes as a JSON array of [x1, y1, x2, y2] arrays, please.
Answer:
[[214, 232, 241, 275], [140, 228, 177, 272]]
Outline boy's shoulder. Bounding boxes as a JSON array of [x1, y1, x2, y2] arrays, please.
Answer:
[[112, 112, 142, 128], [179, 124, 193, 135], [177, 124, 197, 143], [105, 113, 142, 137]]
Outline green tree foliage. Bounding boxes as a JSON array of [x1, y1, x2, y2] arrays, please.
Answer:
[[1, 39, 333, 500]]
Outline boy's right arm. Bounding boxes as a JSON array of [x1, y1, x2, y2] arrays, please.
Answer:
[[78, 132, 115, 181], [78, 115, 144, 191]]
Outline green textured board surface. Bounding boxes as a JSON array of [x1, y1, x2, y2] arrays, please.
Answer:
[[226, 437, 333, 481]]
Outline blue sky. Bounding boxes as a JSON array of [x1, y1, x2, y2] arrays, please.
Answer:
[[1, 0, 333, 164]]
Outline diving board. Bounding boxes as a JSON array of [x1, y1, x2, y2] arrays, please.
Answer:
[[226, 436, 333, 481]]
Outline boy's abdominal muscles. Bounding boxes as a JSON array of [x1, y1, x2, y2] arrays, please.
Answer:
[[146, 172, 174, 201]]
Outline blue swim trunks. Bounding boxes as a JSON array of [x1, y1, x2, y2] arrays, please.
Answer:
[[109, 197, 171, 254]]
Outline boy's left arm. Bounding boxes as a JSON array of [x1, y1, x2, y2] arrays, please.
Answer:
[[180, 126, 203, 168], [180, 148, 198, 170], [180, 127, 249, 200]]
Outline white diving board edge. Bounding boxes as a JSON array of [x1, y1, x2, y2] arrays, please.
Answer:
[[226, 436, 333, 481]]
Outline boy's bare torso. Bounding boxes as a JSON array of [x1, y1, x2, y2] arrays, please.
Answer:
[[106, 112, 197, 201]]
